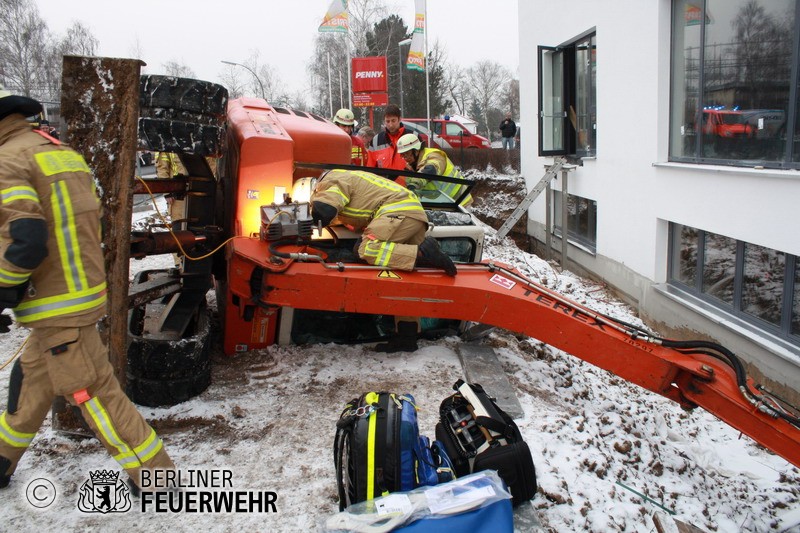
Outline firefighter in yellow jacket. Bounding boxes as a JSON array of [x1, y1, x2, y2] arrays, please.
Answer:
[[0, 89, 174, 490], [310, 169, 456, 276], [396, 133, 474, 207]]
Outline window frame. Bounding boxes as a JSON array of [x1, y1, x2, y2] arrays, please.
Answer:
[[552, 190, 598, 253], [668, 0, 800, 169], [537, 28, 597, 158], [667, 222, 800, 344]]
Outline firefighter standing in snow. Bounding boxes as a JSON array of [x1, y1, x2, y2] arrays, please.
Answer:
[[396, 133, 474, 207], [310, 169, 456, 276], [0, 88, 174, 489]]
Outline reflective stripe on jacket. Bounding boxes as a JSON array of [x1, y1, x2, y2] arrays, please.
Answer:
[[406, 148, 474, 206], [0, 114, 107, 327], [310, 169, 427, 230], [350, 135, 368, 166]]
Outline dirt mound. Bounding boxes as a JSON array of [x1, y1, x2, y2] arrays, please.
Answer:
[[467, 169, 529, 248]]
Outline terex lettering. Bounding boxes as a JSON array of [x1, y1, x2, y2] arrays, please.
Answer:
[[534, 293, 606, 330]]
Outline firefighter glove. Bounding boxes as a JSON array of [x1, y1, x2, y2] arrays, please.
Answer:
[[311, 201, 337, 227], [420, 164, 438, 175], [0, 314, 12, 334], [0, 281, 29, 309]]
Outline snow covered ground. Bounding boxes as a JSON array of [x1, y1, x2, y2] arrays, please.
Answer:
[[1, 173, 798, 532]]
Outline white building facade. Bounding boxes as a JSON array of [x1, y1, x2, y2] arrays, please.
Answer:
[[519, 0, 800, 397]]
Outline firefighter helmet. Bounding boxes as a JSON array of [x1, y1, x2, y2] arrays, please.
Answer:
[[396, 133, 422, 154], [333, 108, 355, 126], [0, 86, 43, 122]]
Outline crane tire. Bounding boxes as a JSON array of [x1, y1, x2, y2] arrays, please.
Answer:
[[138, 117, 224, 157], [140, 75, 228, 117], [126, 368, 212, 408]]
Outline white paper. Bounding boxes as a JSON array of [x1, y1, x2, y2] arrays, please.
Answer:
[[425, 483, 496, 514], [374, 494, 413, 516]]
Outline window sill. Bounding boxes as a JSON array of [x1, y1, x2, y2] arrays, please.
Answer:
[[552, 231, 597, 256], [653, 161, 800, 180], [653, 283, 800, 366]]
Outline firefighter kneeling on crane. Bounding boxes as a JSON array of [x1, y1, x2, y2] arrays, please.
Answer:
[[310, 169, 457, 276]]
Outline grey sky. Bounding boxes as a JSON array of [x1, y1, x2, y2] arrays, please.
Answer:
[[34, 0, 519, 96]]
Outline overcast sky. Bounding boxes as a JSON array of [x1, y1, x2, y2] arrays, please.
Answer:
[[34, 0, 519, 96]]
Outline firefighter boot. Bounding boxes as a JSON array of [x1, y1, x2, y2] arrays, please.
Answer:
[[416, 237, 457, 276], [375, 321, 419, 353]]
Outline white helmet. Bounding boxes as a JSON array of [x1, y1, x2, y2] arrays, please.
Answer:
[[396, 133, 422, 154], [333, 108, 355, 126]]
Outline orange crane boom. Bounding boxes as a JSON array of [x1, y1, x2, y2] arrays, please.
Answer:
[[227, 238, 800, 469]]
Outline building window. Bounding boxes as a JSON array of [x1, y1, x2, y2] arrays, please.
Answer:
[[553, 191, 597, 252], [668, 222, 799, 344], [670, 0, 800, 169], [538, 31, 597, 157]]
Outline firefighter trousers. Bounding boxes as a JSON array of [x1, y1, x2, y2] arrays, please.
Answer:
[[357, 215, 427, 271], [0, 323, 173, 487]]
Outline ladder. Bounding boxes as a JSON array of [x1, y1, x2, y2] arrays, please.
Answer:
[[495, 157, 565, 240]]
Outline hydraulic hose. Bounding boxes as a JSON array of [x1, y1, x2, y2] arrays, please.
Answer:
[[483, 261, 800, 429]]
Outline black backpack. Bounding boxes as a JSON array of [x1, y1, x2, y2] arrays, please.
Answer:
[[333, 392, 444, 511], [435, 379, 537, 506]]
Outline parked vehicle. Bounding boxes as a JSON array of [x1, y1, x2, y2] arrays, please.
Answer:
[[401, 120, 453, 150], [700, 108, 785, 140], [404, 118, 491, 149]]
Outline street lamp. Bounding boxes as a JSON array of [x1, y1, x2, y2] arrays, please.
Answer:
[[398, 39, 412, 113], [221, 60, 266, 100]]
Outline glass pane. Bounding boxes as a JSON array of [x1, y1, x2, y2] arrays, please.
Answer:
[[671, 224, 698, 287], [793, 260, 800, 335], [575, 35, 597, 156], [742, 243, 785, 326], [702, 231, 736, 304], [701, 0, 793, 163], [553, 190, 561, 230], [670, 0, 703, 158], [575, 197, 590, 239], [541, 48, 564, 152], [567, 194, 578, 235]]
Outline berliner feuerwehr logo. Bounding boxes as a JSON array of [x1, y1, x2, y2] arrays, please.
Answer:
[[77, 469, 132, 513]]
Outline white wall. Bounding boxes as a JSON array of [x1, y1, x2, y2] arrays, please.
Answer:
[[518, 0, 800, 392], [520, 0, 800, 282]]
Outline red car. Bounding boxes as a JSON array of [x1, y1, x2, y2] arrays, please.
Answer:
[[404, 118, 491, 149]]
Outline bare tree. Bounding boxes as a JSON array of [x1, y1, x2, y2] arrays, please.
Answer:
[[0, 0, 50, 98], [444, 63, 471, 116], [501, 78, 520, 119], [307, 33, 348, 115], [403, 39, 451, 118], [732, 0, 790, 108], [217, 50, 281, 102], [347, 0, 389, 55], [468, 60, 511, 138], [253, 61, 281, 102], [218, 64, 245, 100], [41, 21, 100, 100], [129, 36, 146, 73], [162, 61, 196, 78], [288, 89, 310, 111], [60, 21, 98, 56]]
